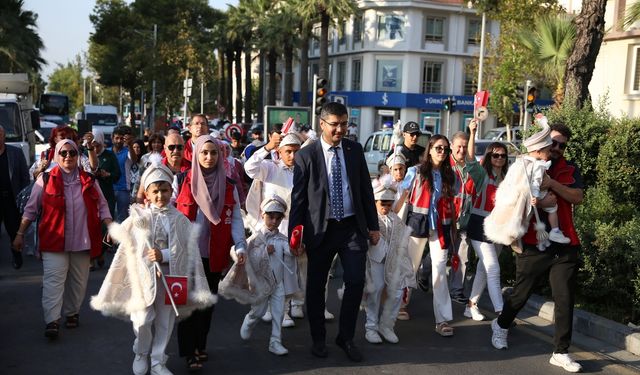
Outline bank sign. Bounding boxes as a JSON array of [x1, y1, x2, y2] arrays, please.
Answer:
[[325, 91, 476, 111]]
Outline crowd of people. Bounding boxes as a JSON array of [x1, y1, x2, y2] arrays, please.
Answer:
[[0, 101, 585, 374]]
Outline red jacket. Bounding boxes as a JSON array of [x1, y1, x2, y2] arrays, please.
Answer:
[[39, 166, 102, 258], [408, 176, 455, 248], [175, 170, 235, 272]]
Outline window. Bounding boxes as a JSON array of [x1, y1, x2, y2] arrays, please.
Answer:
[[633, 46, 640, 92], [377, 14, 405, 41], [468, 19, 481, 45], [337, 61, 346, 91], [312, 26, 320, 51], [353, 15, 363, 44], [425, 16, 445, 42], [338, 21, 346, 46], [464, 67, 476, 95], [376, 60, 403, 92], [352, 59, 362, 91], [421, 110, 441, 134], [421, 61, 443, 94]]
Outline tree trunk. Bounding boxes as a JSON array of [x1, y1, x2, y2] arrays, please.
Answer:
[[299, 23, 310, 107], [283, 42, 293, 106], [244, 46, 252, 124], [267, 48, 277, 106], [234, 47, 243, 123], [319, 11, 330, 81], [563, 0, 607, 109], [218, 50, 226, 118], [225, 48, 234, 121], [257, 51, 264, 123]]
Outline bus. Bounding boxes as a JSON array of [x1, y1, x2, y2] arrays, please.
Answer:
[[39, 93, 70, 125]]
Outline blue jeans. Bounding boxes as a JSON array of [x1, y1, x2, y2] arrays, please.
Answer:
[[114, 190, 131, 223]]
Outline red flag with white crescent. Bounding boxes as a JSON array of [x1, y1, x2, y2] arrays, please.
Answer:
[[290, 225, 304, 250], [164, 275, 188, 305]]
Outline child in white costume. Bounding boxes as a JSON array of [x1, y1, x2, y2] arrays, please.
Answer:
[[239, 195, 299, 355], [364, 177, 415, 344], [91, 163, 216, 375]]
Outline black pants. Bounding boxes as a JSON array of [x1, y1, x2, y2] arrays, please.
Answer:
[[306, 216, 367, 344], [177, 257, 221, 357], [0, 192, 20, 243], [497, 244, 578, 353]]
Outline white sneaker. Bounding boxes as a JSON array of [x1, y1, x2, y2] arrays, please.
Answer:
[[261, 310, 272, 323], [132, 354, 149, 375], [549, 230, 571, 244], [549, 353, 582, 373], [324, 309, 335, 320], [365, 329, 382, 344], [240, 315, 253, 340], [491, 318, 508, 349], [150, 364, 173, 375], [378, 326, 399, 344], [464, 305, 486, 321], [290, 304, 304, 319], [282, 313, 295, 328], [269, 340, 289, 356]]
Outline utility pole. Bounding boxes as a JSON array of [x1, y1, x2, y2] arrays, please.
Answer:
[[151, 24, 157, 133], [183, 69, 190, 127], [201, 66, 204, 114], [83, 78, 86, 105], [523, 80, 532, 132]]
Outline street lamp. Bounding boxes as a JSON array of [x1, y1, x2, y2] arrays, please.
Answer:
[[468, 1, 487, 138]]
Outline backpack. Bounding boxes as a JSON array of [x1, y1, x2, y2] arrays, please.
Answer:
[[15, 172, 50, 215]]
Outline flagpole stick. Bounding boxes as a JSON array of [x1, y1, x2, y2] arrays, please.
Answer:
[[154, 262, 180, 317]]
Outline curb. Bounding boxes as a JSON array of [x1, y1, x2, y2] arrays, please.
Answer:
[[505, 288, 640, 356]]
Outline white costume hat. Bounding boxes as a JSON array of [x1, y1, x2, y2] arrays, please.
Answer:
[[93, 129, 105, 145], [279, 132, 302, 148], [524, 114, 552, 152], [140, 163, 174, 191], [386, 152, 407, 169], [372, 175, 397, 201], [261, 194, 288, 214]]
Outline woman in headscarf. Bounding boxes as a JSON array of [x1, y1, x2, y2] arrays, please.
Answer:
[[29, 126, 94, 179], [12, 139, 112, 340], [173, 135, 247, 371]]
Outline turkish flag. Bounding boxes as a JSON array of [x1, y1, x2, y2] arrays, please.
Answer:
[[290, 225, 304, 250], [281, 117, 295, 134], [164, 275, 188, 305]]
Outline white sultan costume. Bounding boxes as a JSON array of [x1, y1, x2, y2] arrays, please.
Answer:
[[91, 163, 215, 373], [364, 178, 415, 343]]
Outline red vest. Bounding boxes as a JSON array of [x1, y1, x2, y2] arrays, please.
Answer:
[[39, 166, 102, 258], [183, 141, 194, 163], [471, 172, 500, 217], [522, 157, 580, 246], [175, 170, 235, 272], [162, 156, 191, 173], [408, 176, 455, 248], [450, 157, 476, 219]]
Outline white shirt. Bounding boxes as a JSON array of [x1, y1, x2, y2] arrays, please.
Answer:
[[319, 136, 355, 219], [525, 155, 552, 198]]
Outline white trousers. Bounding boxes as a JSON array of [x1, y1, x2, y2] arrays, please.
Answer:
[[41, 251, 91, 324], [408, 234, 452, 324], [131, 280, 176, 367], [364, 260, 403, 331], [246, 281, 285, 343], [469, 240, 504, 312]]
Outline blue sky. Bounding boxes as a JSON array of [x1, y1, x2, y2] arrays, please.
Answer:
[[23, 0, 237, 80]]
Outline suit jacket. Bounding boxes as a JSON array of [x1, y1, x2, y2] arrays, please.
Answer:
[[3, 145, 30, 197], [289, 138, 379, 251]]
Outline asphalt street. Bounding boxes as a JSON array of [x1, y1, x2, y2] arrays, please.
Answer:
[[0, 228, 636, 375]]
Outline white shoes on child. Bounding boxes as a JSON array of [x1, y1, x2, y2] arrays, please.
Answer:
[[261, 310, 272, 322], [365, 329, 382, 344], [378, 326, 399, 344], [290, 304, 304, 319], [464, 304, 486, 321], [269, 340, 289, 356], [132, 354, 148, 375], [549, 352, 582, 373], [282, 312, 295, 328], [549, 229, 571, 244], [240, 315, 253, 340], [324, 309, 335, 320], [150, 364, 173, 375]]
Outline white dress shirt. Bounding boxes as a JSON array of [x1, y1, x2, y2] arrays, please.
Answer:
[[319, 136, 355, 219]]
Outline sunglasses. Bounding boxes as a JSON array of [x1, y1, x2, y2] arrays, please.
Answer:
[[552, 140, 568, 150], [434, 145, 451, 154], [491, 153, 507, 159], [167, 144, 184, 151], [59, 150, 78, 158]]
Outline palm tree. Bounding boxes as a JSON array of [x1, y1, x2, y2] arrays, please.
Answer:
[[0, 0, 45, 73], [519, 14, 576, 105]]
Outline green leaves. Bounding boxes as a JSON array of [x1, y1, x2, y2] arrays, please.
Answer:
[[0, 0, 45, 73]]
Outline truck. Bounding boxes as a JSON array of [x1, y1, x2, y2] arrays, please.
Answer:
[[75, 104, 119, 145], [0, 73, 41, 164]]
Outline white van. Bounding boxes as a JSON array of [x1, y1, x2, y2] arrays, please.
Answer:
[[76, 105, 119, 144], [363, 129, 432, 177]]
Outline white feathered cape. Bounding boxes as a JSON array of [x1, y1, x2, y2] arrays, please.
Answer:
[[90, 204, 216, 325]]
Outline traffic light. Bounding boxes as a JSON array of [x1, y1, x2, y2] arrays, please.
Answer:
[[312, 74, 328, 115], [526, 87, 537, 113], [443, 97, 456, 113]]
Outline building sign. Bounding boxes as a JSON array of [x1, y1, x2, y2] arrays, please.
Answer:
[[376, 60, 403, 92]]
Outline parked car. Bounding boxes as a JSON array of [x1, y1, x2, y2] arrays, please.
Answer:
[[473, 140, 520, 164], [363, 129, 432, 177], [481, 126, 522, 143]]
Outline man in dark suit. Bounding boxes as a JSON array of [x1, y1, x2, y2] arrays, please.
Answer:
[[289, 102, 380, 362], [0, 125, 30, 269]]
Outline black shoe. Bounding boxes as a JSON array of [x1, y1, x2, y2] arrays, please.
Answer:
[[335, 338, 363, 362], [11, 249, 23, 270], [45, 322, 59, 339], [450, 293, 468, 304], [311, 342, 328, 358]]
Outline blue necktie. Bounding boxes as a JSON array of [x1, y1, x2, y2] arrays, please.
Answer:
[[330, 146, 344, 221]]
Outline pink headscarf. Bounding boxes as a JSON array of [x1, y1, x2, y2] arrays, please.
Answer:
[[54, 139, 80, 174], [191, 135, 226, 225]]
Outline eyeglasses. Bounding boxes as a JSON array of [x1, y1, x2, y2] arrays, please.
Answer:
[[407, 133, 419, 137], [491, 153, 507, 159], [434, 145, 451, 154], [321, 119, 349, 128], [59, 150, 78, 158], [167, 144, 184, 151], [552, 140, 568, 150]]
